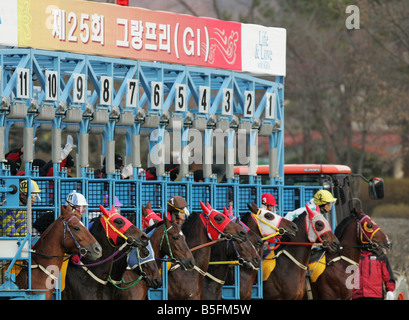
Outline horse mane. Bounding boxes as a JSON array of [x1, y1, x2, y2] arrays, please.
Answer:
[[241, 211, 251, 225], [181, 212, 200, 237], [334, 214, 355, 239], [279, 211, 306, 243]]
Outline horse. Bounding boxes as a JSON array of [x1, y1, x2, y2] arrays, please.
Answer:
[[15, 205, 102, 300], [62, 204, 149, 300], [119, 204, 195, 300], [262, 205, 340, 299], [309, 206, 391, 299], [203, 203, 298, 300], [167, 201, 248, 300]]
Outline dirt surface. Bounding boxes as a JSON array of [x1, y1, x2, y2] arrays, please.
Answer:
[[374, 218, 409, 282]]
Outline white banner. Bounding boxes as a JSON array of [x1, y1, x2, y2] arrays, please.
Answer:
[[241, 24, 286, 76], [0, 0, 18, 46]]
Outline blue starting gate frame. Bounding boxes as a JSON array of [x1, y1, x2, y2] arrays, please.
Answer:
[[0, 47, 286, 300]]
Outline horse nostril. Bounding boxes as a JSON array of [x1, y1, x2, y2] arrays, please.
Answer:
[[253, 257, 260, 267], [94, 244, 102, 254], [239, 230, 247, 240], [291, 224, 298, 231]]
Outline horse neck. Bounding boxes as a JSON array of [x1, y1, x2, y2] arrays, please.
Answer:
[[185, 215, 212, 269], [332, 218, 361, 262], [278, 214, 312, 267], [87, 218, 117, 274], [150, 222, 168, 259], [33, 219, 65, 268]]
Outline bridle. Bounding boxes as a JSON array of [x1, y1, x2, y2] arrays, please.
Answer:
[[251, 208, 285, 242], [62, 215, 89, 257], [356, 214, 385, 252], [199, 209, 235, 241]]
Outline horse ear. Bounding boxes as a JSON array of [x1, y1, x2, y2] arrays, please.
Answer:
[[206, 202, 212, 210], [200, 201, 209, 215], [99, 204, 109, 217], [248, 202, 258, 214], [142, 205, 148, 217], [305, 204, 315, 219], [61, 205, 68, 217], [229, 205, 233, 216], [223, 207, 228, 216], [147, 201, 152, 210]]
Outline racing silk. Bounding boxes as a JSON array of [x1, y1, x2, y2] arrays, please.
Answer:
[[284, 198, 317, 221], [0, 203, 27, 237], [352, 250, 396, 299]]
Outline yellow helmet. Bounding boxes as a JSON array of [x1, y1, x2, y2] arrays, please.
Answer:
[[314, 190, 337, 206], [20, 180, 42, 194]]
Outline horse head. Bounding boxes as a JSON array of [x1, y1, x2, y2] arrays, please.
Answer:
[[199, 201, 247, 243], [221, 205, 261, 270], [161, 216, 195, 271], [99, 204, 149, 252], [354, 208, 391, 256], [247, 202, 298, 239], [305, 205, 340, 253], [61, 206, 102, 260]]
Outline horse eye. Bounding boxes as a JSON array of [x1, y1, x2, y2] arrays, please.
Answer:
[[214, 214, 225, 223], [265, 213, 274, 220], [172, 235, 179, 241], [73, 226, 80, 231], [315, 221, 324, 231], [114, 218, 125, 228], [367, 223, 373, 229]]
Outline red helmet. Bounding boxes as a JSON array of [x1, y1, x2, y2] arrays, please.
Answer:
[[262, 193, 277, 207]]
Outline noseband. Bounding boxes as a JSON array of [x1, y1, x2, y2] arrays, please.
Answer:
[[62, 215, 88, 257]]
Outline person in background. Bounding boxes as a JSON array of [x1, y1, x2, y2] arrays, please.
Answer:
[[352, 250, 396, 300], [1, 180, 41, 236], [103, 195, 123, 214], [193, 169, 204, 182], [94, 153, 123, 178]]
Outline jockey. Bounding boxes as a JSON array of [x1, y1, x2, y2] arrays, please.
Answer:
[[1, 180, 42, 236], [284, 189, 337, 221], [261, 193, 278, 212], [103, 195, 123, 214], [65, 190, 88, 216], [167, 196, 189, 226]]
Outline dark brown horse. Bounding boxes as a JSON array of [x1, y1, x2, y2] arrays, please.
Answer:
[[63, 205, 149, 300], [15, 206, 102, 300], [233, 203, 299, 300], [120, 204, 195, 300], [203, 204, 297, 300], [310, 207, 390, 299], [263, 205, 340, 299], [168, 201, 248, 300]]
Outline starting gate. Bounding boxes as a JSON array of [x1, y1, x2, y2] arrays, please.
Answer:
[[0, 0, 290, 300]]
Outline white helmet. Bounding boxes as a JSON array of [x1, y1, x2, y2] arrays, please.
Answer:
[[66, 190, 88, 207]]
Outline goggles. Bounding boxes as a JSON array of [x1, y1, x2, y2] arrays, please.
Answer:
[[72, 205, 87, 214], [168, 202, 190, 217]]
